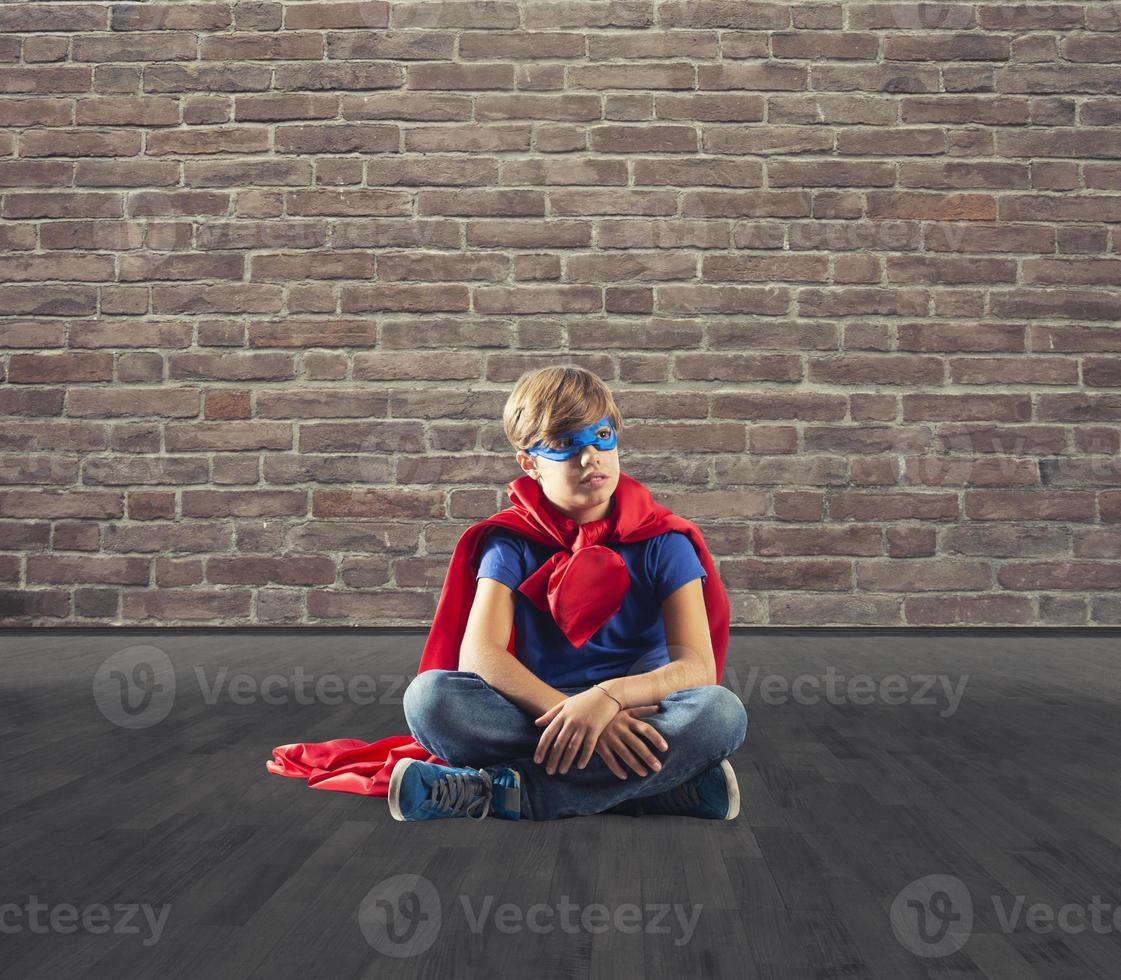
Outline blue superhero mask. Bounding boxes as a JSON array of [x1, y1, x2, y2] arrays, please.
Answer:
[[524, 415, 617, 461]]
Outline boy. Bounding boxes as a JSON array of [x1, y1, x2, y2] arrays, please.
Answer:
[[389, 366, 749, 822]]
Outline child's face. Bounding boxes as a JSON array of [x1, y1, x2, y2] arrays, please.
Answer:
[[515, 419, 620, 523]]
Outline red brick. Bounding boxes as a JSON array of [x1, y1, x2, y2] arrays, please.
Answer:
[[112, 4, 232, 31], [0, 13, 1115, 629]]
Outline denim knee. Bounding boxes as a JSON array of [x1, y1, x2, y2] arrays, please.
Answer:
[[693, 684, 749, 757], [402, 668, 459, 740]]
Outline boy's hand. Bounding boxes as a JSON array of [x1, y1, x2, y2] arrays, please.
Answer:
[[533, 688, 619, 775], [592, 706, 668, 780]]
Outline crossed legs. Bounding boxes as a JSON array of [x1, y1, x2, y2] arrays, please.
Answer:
[[402, 669, 749, 820]]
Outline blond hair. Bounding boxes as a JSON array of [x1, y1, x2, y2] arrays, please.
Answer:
[[502, 366, 624, 453]]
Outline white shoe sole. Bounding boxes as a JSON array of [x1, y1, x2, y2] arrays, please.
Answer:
[[388, 757, 419, 822], [720, 759, 740, 820]]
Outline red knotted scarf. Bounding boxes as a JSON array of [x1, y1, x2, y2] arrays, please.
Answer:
[[266, 470, 730, 797]]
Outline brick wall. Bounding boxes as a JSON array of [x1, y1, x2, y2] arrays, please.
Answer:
[[2, 1, 1121, 627]]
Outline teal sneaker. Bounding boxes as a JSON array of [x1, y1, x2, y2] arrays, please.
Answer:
[[607, 760, 741, 820], [388, 759, 522, 822]]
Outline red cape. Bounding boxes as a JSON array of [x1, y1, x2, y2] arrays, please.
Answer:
[[266, 471, 730, 797]]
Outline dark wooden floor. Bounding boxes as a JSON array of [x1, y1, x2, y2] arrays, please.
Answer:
[[3, 629, 1121, 980]]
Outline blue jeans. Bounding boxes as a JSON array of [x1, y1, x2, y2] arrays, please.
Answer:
[[402, 669, 749, 821]]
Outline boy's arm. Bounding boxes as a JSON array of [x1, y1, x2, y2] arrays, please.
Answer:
[[460, 577, 570, 718], [597, 578, 716, 709]]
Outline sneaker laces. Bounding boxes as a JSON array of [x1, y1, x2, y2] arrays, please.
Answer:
[[431, 767, 493, 821]]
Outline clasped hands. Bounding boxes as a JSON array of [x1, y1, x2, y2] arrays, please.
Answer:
[[533, 687, 668, 781]]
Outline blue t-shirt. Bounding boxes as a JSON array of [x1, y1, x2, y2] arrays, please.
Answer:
[[475, 529, 708, 688]]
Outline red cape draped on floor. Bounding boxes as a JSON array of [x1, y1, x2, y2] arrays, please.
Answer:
[[265, 471, 730, 797]]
